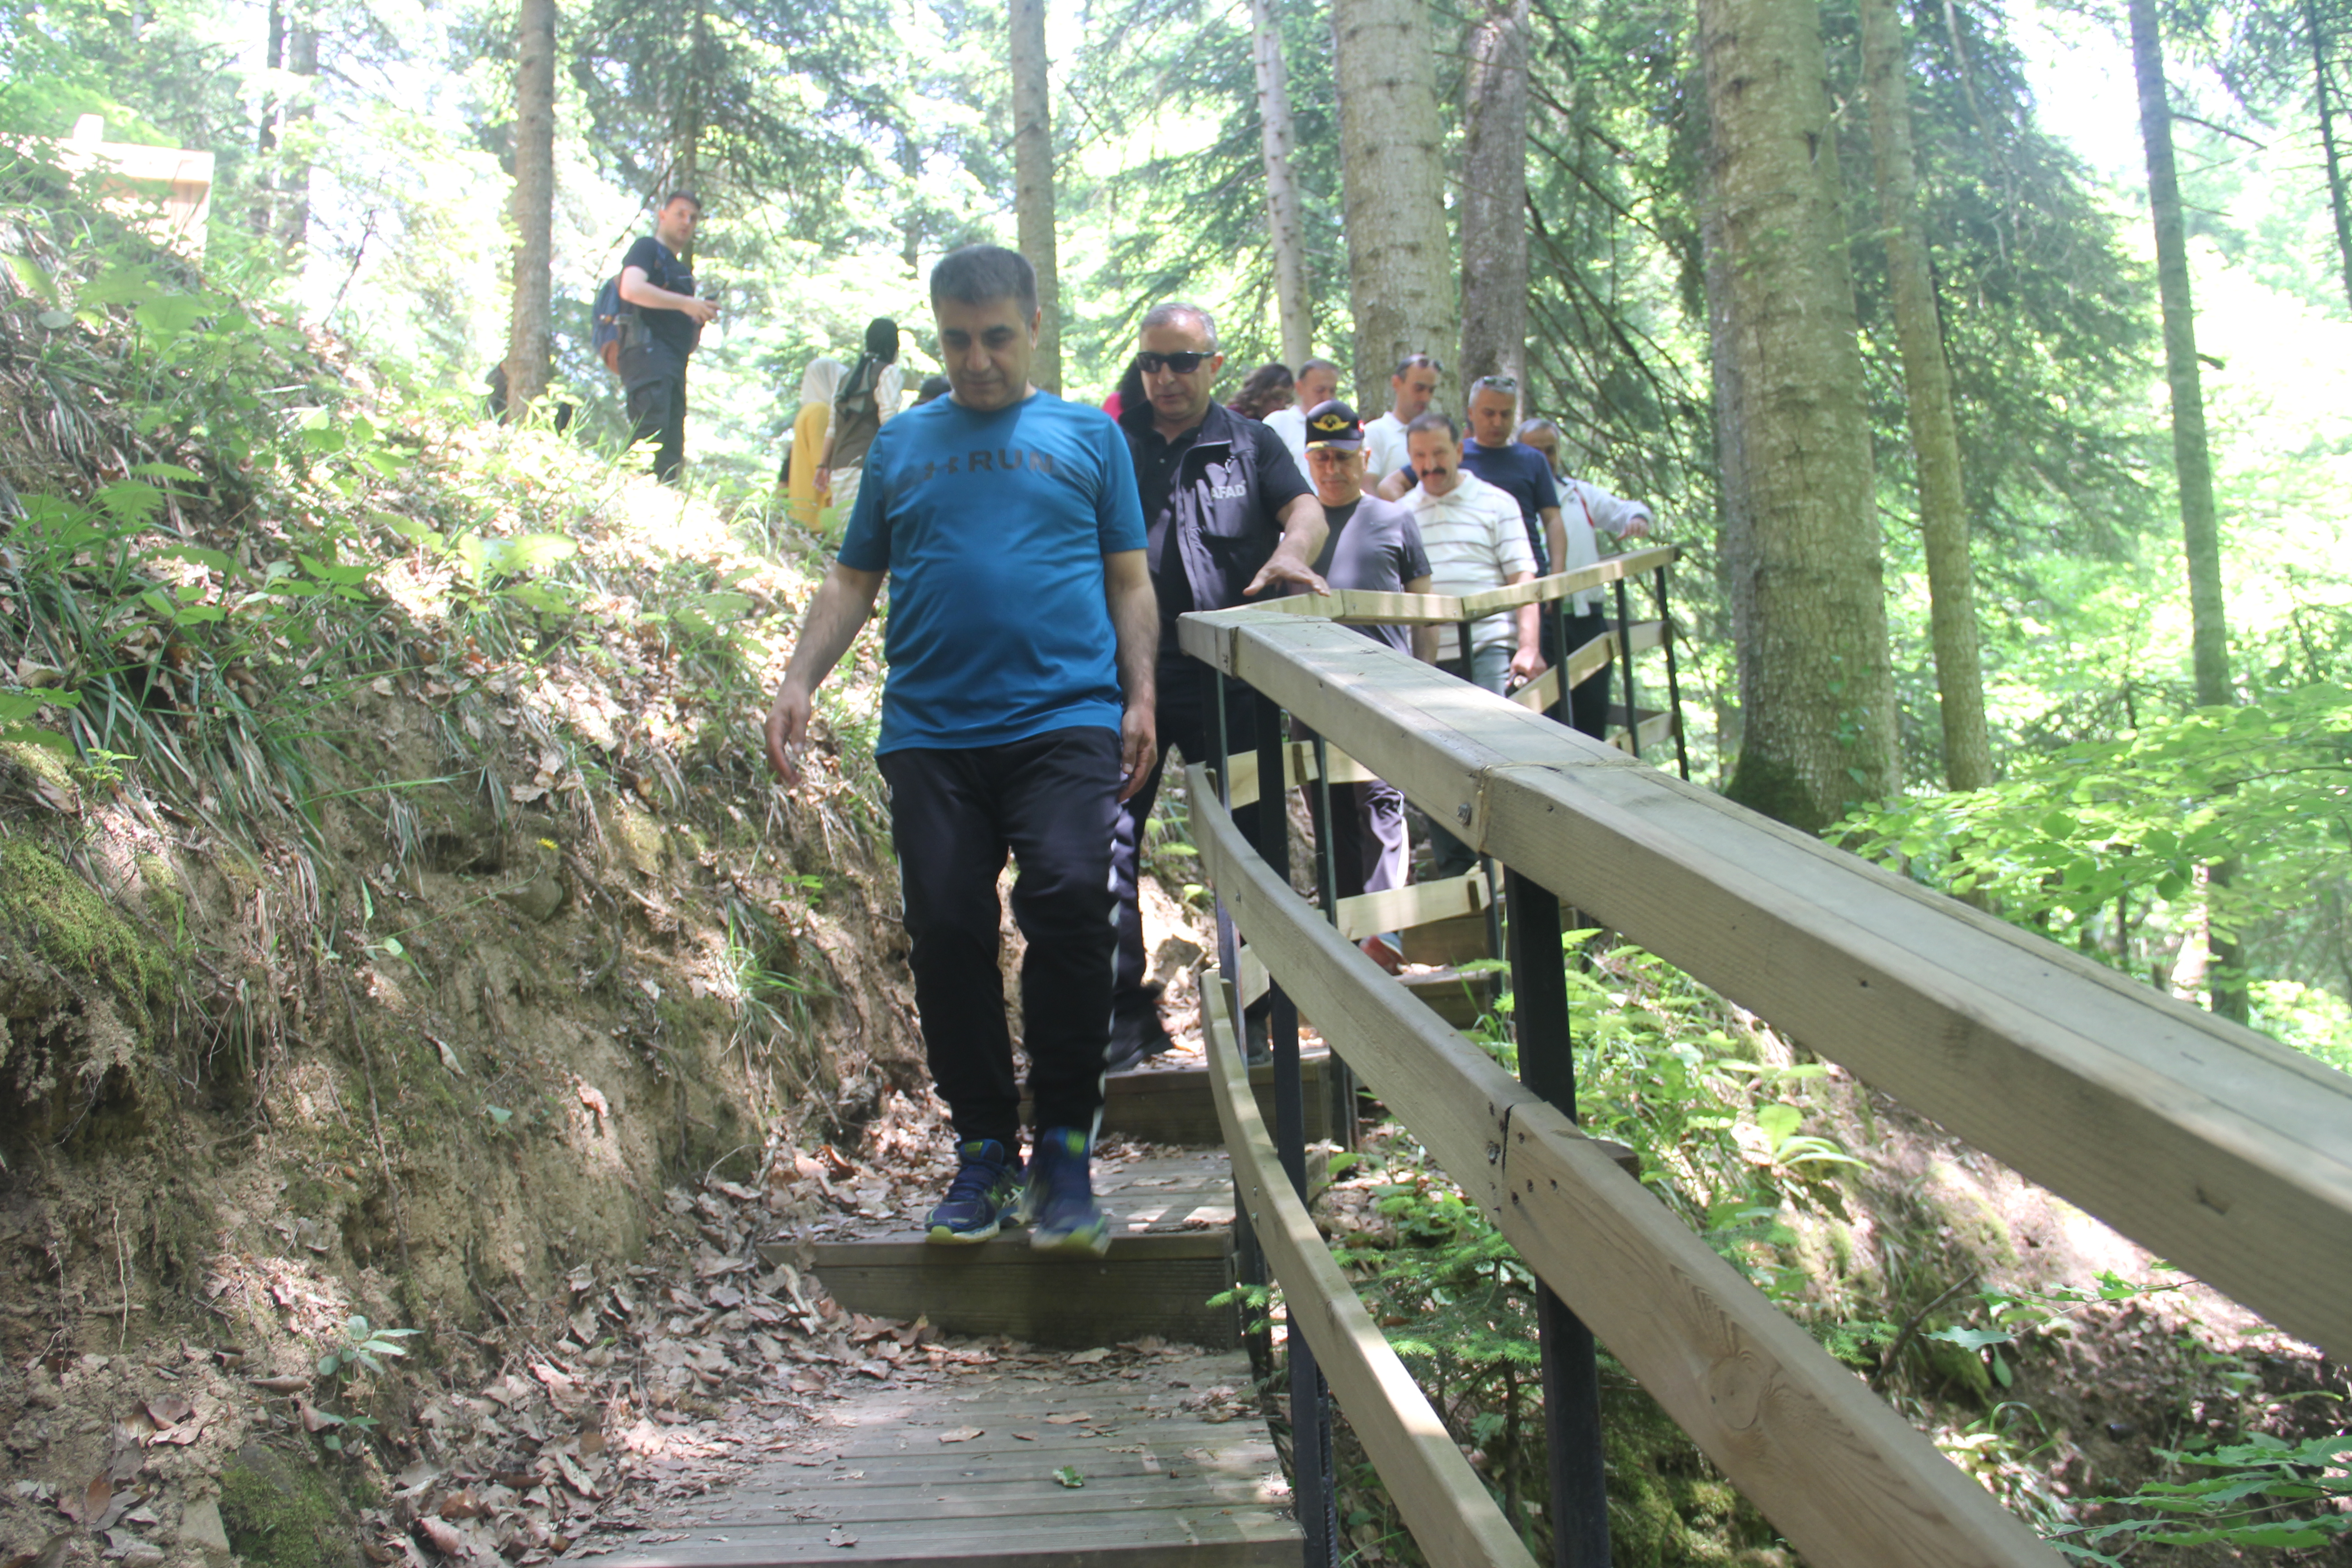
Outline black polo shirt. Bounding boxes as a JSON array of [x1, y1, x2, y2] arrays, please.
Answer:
[[1121, 402, 1312, 654]]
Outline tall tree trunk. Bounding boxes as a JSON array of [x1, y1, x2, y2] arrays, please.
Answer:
[[671, 0, 707, 266], [1697, 0, 1897, 833], [1859, 0, 1992, 792], [1331, 0, 1459, 412], [2305, 0, 2352, 312], [1251, 0, 1313, 368], [279, 10, 317, 252], [253, 0, 284, 235], [1698, 111, 1753, 778], [898, 133, 921, 279], [2128, 0, 2246, 1022], [1010, 0, 1062, 392], [1457, 0, 1530, 390], [503, 0, 558, 419]]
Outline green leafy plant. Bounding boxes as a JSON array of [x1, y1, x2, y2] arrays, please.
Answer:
[[2051, 1431, 2352, 1562], [315, 1313, 418, 1381]]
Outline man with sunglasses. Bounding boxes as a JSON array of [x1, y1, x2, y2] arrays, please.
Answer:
[[1109, 301, 1327, 1069]]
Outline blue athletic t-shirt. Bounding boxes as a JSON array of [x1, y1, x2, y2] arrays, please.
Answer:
[[837, 391, 1147, 754]]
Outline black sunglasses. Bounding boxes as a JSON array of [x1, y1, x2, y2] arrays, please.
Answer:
[[1137, 351, 1210, 374]]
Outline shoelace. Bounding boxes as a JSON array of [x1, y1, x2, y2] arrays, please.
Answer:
[[943, 1155, 1007, 1205]]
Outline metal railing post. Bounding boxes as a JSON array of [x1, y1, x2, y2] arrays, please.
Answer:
[[1654, 563, 1691, 783], [1552, 594, 1573, 727], [1210, 666, 1273, 1382], [1308, 733, 1357, 1152], [1256, 692, 1336, 1568], [1504, 865, 1612, 1568], [1612, 576, 1640, 759]]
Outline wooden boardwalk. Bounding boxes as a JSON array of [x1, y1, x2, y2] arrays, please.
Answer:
[[613, 1051, 1328, 1567], [585, 1347, 1297, 1567]]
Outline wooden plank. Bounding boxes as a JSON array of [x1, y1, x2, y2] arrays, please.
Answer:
[[1028, 1054, 1332, 1145], [1238, 545, 1680, 625], [1332, 870, 1487, 942], [1399, 968, 1496, 1030], [1181, 611, 2352, 1362], [1198, 968, 1540, 1568], [799, 1246, 1236, 1350], [1507, 620, 1666, 714], [1186, 765, 2064, 1568], [1397, 912, 1493, 968], [1223, 740, 1377, 810]]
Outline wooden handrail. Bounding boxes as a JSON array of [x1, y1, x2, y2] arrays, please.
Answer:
[[1176, 609, 2352, 1362], [1185, 765, 2061, 1568], [1250, 545, 1680, 625], [1197, 965, 1540, 1568]]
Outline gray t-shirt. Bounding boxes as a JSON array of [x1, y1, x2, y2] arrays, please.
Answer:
[[1312, 493, 1431, 656]]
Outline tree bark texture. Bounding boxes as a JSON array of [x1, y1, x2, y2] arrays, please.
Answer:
[[1331, 0, 1458, 412], [280, 10, 317, 251], [2305, 0, 2352, 314], [1859, 0, 1992, 792], [1698, 113, 1754, 774], [1457, 0, 1530, 391], [503, 0, 558, 418], [1697, 0, 1897, 832], [2129, 0, 2245, 1022], [1010, 0, 1063, 392], [2127, 0, 2231, 710], [252, 0, 283, 235], [1251, 0, 1313, 369]]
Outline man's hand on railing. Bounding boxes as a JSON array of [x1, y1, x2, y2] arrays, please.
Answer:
[[1243, 537, 1331, 598], [1509, 643, 1548, 691]]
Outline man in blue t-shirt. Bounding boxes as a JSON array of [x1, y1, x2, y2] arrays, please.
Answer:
[[764, 246, 1155, 1259]]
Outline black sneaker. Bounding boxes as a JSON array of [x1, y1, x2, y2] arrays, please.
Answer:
[[1104, 983, 1171, 1074]]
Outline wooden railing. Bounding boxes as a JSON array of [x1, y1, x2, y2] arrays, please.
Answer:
[[1175, 593, 2352, 1568]]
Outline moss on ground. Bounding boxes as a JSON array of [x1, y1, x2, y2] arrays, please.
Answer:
[[1601, 1375, 1790, 1567], [0, 835, 171, 1021], [218, 1443, 360, 1568]]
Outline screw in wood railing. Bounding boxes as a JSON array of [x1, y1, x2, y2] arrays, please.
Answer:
[[1504, 865, 1613, 1568]]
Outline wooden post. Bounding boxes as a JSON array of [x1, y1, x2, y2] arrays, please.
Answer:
[[1255, 692, 1336, 1567], [1505, 867, 1612, 1566]]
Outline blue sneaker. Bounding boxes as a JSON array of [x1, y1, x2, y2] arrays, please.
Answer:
[[925, 1139, 1024, 1244], [1022, 1128, 1111, 1256]]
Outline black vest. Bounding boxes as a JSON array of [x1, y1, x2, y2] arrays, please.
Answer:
[[1123, 402, 1279, 632]]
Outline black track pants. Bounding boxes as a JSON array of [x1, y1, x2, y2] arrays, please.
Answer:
[[881, 728, 1122, 1147]]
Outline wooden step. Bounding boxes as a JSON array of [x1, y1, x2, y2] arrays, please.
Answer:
[[779, 1153, 1246, 1350], [1083, 1046, 1339, 1147], [584, 1348, 1300, 1566]]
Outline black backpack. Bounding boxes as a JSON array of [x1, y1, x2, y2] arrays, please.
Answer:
[[592, 275, 626, 375]]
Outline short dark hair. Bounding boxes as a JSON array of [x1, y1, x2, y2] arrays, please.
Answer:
[[662, 190, 702, 213], [1392, 353, 1441, 379], [1299, 358, 1341, 379], [931, 245, 1038, 317], [864, 316, 900, 361], [1405, 410, 1459, 443]]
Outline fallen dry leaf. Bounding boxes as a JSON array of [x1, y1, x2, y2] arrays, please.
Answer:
[[936, 1428, 982, 1444], [414, 1516, 465, 1554], [1066, 1348, 1110, 1365], [250, 1374, 310, 1393], [1044, 1412, 1092, 1425], [437, 1490, 486, 1521], [143, 1394, 193, 1427]]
